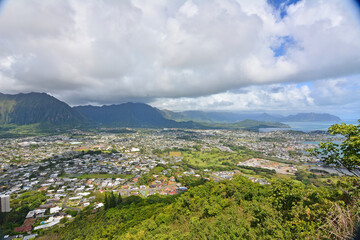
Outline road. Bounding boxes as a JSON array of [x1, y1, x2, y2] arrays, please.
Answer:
[[62, 197, 81, 212], [209, 173, 225, 181], [113, 174, 140, 190]]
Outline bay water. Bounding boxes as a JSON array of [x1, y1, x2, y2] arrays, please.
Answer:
[[260, 119, 358, 133]]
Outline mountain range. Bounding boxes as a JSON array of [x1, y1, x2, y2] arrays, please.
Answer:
[[74, 103, 202, 129], [0, 92, 341, 133]]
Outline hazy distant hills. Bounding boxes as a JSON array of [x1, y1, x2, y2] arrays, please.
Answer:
[[0, 92, 340, 133], [162, 110, 341, 123], [0, 92, 86, 126], [281, 113, 341, 122]]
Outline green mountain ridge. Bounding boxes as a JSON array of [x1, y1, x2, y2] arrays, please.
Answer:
[[74, 103, 203, 129], [0, 92, 289, 133], [0, 92, 86, 127], [74, 103, 289, 130]]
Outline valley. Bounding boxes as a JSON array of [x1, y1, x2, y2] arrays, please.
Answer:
[[0, 127, 351, 239]]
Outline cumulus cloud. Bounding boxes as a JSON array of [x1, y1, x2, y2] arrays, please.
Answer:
[[0, 0, 359, 113], [151, 75, 360, 118], [151, 83, 315, 112]]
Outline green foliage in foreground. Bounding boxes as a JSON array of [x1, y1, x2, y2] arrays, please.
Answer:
[[309, 120, 360, 177], [41, 176, 360, 240]]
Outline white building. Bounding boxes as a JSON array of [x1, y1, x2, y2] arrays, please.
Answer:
[[0, 195, 10, 212], [131, 147, 140, 152], [50, 206, 62, 214]]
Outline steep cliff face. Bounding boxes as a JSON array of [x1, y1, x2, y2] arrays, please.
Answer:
[[0, 92, 86, 125]]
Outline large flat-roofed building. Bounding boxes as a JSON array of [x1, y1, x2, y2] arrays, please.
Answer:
[[0, 195, 10, 212]]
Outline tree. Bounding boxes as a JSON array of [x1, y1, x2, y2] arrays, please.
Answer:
[[104, 192, 122, 209], [109, 192, 116, 208], [308, 120, 360, 177], [104, 192, 109, 209], [117, 193, 122, 205]]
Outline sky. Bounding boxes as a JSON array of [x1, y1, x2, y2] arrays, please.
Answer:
[[0, 0, 360, 119]]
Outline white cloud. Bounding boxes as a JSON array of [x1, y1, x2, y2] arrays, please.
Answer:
[[151, 76, 360, 118], [151, 83, 314, 112], [179, 1, 198, 17], [0, 0, 359, 113]]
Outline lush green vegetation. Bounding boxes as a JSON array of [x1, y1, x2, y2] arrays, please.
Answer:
[[154, 146, 264, 170], [0, 122, 89, 138], [151, 146, 290, 181], [0, 123, 46, 138], [39, 175, 360, 239], [182, 148, 241, 168]]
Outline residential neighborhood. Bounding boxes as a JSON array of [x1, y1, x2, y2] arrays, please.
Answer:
[[0, 128, 342, 239]]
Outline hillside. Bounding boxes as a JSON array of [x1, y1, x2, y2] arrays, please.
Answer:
[[39, 175, 360, 240], [0, 92, 86, 126], [74, 103, 201, 129]]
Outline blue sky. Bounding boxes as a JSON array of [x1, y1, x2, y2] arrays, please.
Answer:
[[0, 0, 359, 119], [271, 35, 296, 57], [268, 0, 301, 18]]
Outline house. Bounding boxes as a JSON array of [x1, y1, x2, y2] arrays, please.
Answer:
[[26, 209, 46, 218], [50, 206, 62, 214], [95, 203, 104, 209], [34, 216, 64, 230], [23, 218, 36, 227], [14, 225, 32, 233]]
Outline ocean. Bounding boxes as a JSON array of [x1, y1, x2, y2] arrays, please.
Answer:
[[260, 119, 359, 132]]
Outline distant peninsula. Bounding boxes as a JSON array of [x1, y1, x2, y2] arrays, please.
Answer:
[[162, 110, 341, 123]]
